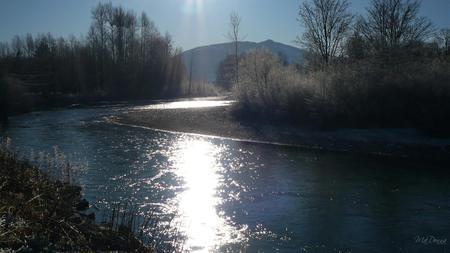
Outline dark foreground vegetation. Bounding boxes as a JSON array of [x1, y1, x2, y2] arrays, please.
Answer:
[[231, 0, 450, 136], [0, 2, 205, 120], [0, 139, 152, 252]]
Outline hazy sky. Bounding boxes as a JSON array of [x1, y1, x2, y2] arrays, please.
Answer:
[[1, 0, 449, 50]]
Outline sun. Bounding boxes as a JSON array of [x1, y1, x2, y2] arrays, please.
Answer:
[[186, 0, 203, 5], [183, 0, 205, 15]]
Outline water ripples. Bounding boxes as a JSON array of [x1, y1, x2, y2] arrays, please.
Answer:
[[3, 100, 450, 252]]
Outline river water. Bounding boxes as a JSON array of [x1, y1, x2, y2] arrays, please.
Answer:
[[1, 99, 449, 253]]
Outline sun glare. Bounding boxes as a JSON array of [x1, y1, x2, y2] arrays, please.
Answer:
[[173, 137, 241, 252], [183, 0, 204, 15]]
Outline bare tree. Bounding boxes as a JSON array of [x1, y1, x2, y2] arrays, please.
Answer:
[[90, 2, 111, 88], [188, 49, 196, 96], [438, 28, 450, 56], [25, 33, 35, 57], [297, 0, 353, 65], [0, 42, 10, 58], [140, 12, 157, 65], [358, 0, 433, 52], [11, 35, 24, 57], [226, 12, 246, 88]]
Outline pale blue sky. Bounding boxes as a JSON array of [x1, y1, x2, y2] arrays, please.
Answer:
[[0, 0, 449, 50]]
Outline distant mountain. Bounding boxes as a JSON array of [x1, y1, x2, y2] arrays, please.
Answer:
[[181, 40, 306, 83]]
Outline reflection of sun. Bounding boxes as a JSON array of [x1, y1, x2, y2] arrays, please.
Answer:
[[173, 138, 239, 252]]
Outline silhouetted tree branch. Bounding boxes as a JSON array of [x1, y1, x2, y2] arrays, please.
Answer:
[[226, 12, 246, 88], [297, 0, 353, 66], [358, 0, 434, 55]]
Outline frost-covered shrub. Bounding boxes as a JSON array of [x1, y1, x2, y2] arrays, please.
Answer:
[[233, 49, 450, 133]]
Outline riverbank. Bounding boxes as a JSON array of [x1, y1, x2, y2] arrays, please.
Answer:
[[115, 104, 450, 162], [0, 145, 152, 252]]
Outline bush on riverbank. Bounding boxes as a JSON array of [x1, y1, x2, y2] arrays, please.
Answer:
[[233, 49, 450, 134], [233, 49, 312, 122], [0, 75, 34, 117], [180, 79, 222, 97], [0, 139, 153, 252], [0, 74, 7, 124]]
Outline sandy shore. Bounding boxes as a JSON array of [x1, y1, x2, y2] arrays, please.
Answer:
[[115, 105, 450, 162]]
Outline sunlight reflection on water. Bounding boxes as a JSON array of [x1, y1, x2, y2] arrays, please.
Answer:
[[136, 100, 235, 110], [172, 137, 244, 252]]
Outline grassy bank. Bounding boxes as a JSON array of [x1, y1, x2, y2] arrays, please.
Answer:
[[0, 140, 152, 252]]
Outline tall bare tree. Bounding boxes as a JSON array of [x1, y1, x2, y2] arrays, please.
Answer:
[[90, 2, 111, 88], [438, 28, 450, 56], [297, 0, 353, 65], [226, 12, 246, 88], [0, 42, 10, 58], [25, 33, 35, 57], [188, 49, 195, 96], [140, 12, 157, 65], [358, 0, 433, 53], [11, 35, 24, 57]]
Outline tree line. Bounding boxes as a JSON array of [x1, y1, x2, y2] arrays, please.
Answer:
[[0, 2, 185, 110]]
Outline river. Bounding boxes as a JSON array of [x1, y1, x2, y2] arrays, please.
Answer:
[[1, 98, 449, 253]]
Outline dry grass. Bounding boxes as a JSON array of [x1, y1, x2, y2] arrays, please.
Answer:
[[0, 138, 153, 252]]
